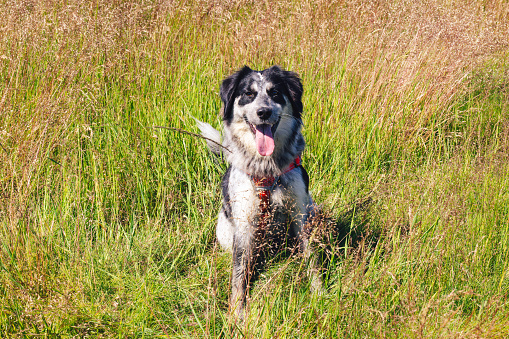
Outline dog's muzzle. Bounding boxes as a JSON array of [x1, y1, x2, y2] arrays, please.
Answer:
[[244, 116, 281, 156]]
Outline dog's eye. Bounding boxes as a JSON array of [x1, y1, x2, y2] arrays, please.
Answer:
[[245, 91, 255, 98], [269, 89, 280, 98]]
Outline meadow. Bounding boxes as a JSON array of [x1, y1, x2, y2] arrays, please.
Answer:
[[1, 0, 509, 337]]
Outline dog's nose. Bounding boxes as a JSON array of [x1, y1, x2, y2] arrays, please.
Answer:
[[256, 107, 272, 120]]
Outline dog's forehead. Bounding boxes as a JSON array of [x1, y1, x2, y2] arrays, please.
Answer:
[[237, 73, 260, 92], [238, 71, 278, 93]]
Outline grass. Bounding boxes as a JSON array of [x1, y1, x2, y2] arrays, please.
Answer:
[[1, 0, 509, 337]]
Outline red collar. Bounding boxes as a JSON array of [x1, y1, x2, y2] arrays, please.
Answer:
[[252, 156, 302, 226], [250, 156, 302, 191], [251, 156, 302, 233]]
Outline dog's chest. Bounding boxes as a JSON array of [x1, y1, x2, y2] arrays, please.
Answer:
[[228, 169, 297, 214]]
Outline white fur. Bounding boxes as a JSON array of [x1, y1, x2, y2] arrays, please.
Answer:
[[195, 66, 321, 320], [193, 117, 222, 155]]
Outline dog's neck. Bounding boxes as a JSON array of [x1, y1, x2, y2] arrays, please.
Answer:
[[249, 156, 301, 186], [223, 129, 305, 177], [249, 156, 302, 234]]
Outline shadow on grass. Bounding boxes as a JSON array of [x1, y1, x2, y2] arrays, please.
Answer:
[[213, 196, 380, 300], [310, 196, 379, 283]]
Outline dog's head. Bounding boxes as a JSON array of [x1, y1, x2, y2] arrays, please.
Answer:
[[220, 66, 303, 157]]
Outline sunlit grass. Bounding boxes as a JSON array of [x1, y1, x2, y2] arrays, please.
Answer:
[[1, 0, 508, 337]]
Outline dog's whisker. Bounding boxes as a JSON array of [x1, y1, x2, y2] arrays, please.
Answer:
[[280, 113, 303, 125], [194, 66, 319, 321]]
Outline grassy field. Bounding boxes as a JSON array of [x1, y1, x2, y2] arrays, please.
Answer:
[[1, 0, 509, 337]]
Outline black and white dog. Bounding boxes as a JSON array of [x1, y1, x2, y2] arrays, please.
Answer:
[[196, 66, 321, 319]]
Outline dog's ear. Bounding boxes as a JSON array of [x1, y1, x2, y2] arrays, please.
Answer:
[[281, 69, 303, 120], [220, 66, 252, 124]]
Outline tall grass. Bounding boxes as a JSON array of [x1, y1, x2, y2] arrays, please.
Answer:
[[1, 0, 508, 337]]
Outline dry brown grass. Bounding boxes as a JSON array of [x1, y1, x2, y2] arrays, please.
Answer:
[[1, 0, 508, 336]]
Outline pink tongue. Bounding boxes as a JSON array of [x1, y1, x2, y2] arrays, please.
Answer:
[[255, 124, 275, 156]]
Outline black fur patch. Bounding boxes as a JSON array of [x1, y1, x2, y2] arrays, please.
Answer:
[[236, 73, 262, 106], [221, 166, 232, 220], [220, 66, 253, 125], [262, 66, 303, 120], [300, 166, 310, 194], [274, 125, 305, 170]]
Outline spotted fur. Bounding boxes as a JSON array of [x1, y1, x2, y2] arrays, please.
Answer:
[[196, 65, 321, 320]]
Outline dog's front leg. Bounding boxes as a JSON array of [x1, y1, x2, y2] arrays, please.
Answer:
[[296, 204, 324, 294], [300, 231, 323, 294], [230, 232, 255, 320]]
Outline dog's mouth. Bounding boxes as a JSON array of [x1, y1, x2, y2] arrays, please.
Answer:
[[245, 117, 280, 156]]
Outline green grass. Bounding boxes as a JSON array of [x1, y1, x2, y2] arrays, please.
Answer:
[[1, 0, 509, 337]]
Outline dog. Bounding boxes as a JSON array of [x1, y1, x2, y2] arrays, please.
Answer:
[[196, 65, 321, 320]]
